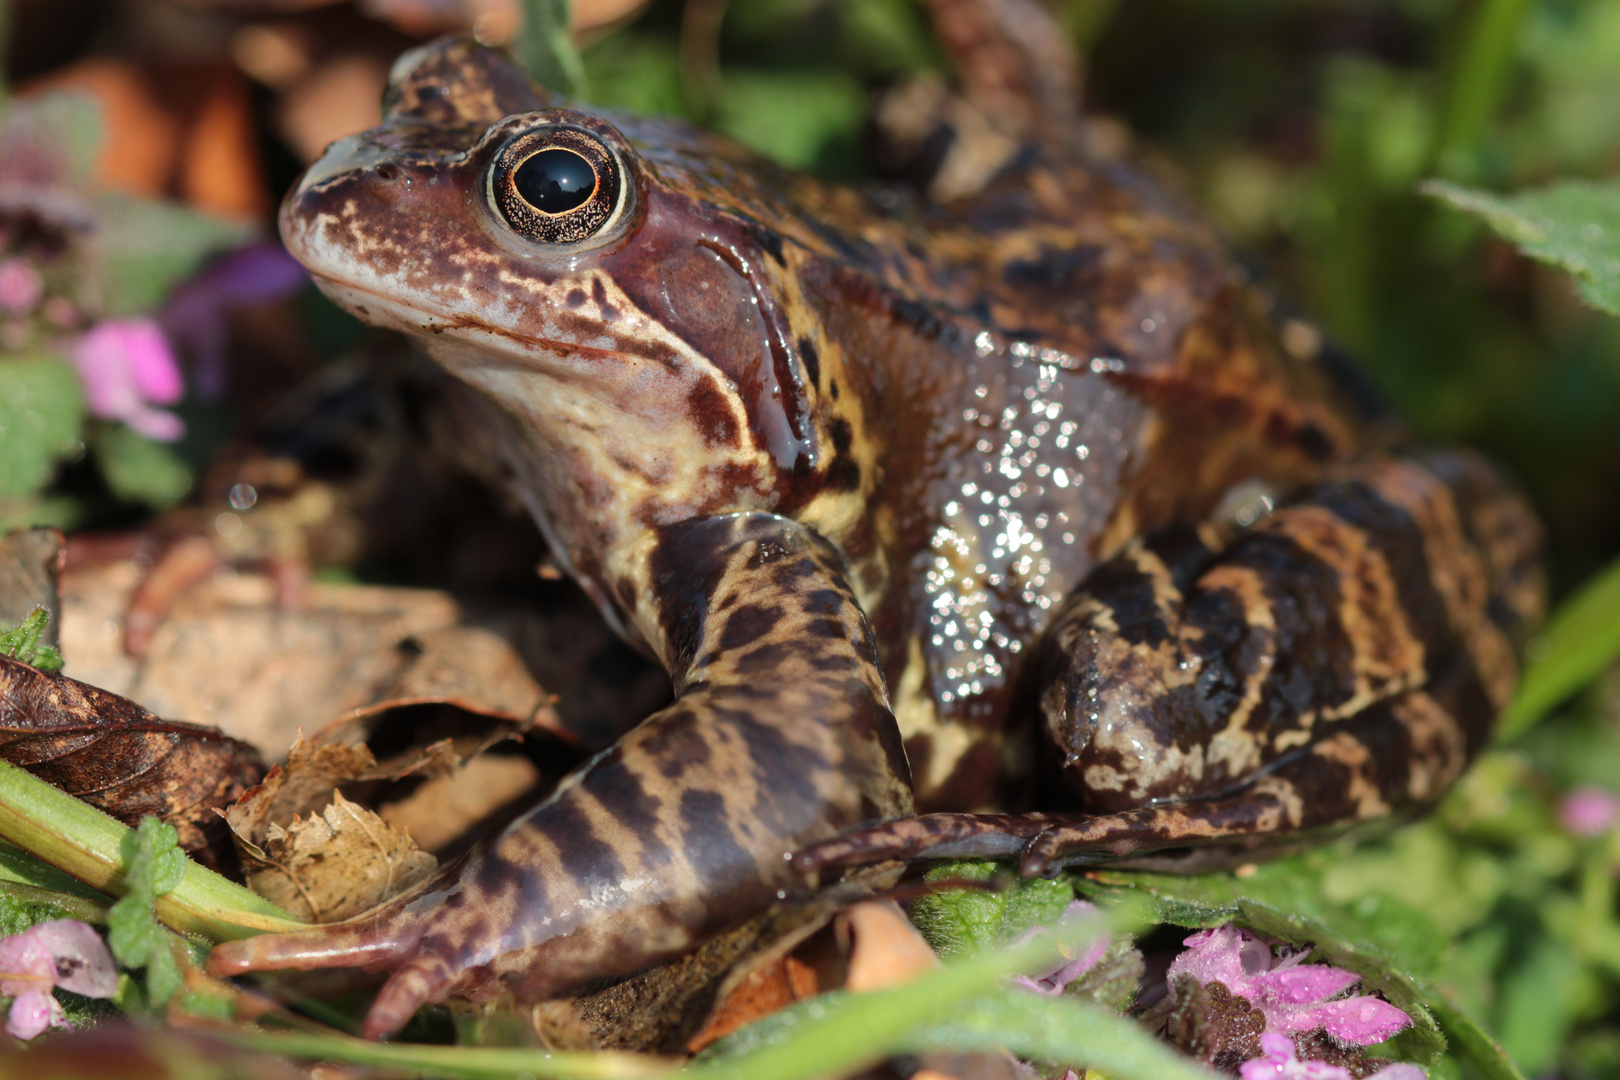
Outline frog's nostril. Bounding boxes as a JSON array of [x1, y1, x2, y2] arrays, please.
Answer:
[[377, 164, 401, 181]]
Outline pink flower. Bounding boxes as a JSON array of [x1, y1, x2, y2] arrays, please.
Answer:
[[0, 258, 43, 316], [1239, 1033, 1425, 1080], [1011, 900, 1109, 996], [1559, 787, 1620, 837], [71, 317, 186, 441], [0, 919, 118, 1040], [1168, 926, 1411, 1045]]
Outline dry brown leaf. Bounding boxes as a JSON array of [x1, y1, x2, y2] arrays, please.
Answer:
[[275, 53, 388, 164], [842, 900, 941, 992], [379, 752, 540, 853], [682, 951, 822, 1053], [223, 737, 378, 848], [237, 789, 436, 923], [0, 655, 263, 869], [0, 528, 64, 645], [333, 623, 562, 729], [59, 560, 570, 756], [23, 58, 266, 219]]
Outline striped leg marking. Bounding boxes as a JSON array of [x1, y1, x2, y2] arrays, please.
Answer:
[[210, 513, 913, 1039]]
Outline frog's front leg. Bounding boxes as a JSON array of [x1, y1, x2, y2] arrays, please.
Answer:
[[209, 513, 913, 1039], [800, 452, 1543, 876]]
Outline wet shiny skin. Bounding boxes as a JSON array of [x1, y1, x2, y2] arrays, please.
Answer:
[[208, 29, 1543, 1040]]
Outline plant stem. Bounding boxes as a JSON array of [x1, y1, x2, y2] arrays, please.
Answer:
[[1431, 0, 1538, 174], [0, 762, 303, 941]]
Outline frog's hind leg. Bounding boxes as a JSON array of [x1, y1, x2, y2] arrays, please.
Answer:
[[797, 691, 1463, 876], [798, 452, 1543, 876], [212, 513, 915, 1040]]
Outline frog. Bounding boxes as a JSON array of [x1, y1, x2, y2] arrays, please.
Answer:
[[208, 0, 1544, 1041]]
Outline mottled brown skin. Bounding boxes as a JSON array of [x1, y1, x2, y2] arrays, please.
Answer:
[[209, 4, 1543, 1039]]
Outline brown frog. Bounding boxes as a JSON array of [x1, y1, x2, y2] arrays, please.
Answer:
[[209, 0, 1544, 1040]]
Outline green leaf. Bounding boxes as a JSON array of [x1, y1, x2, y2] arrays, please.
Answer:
[[515, 0, 586, 96], [1495, 552, 1620, 738], [91, 422, 194, 508], [715, 69, 866, 170], [92, 193, 252, 317], [0, 354, 85, 498], [1492, 924, 1582, 1074], [1428, 997, 1531, 1080], [0, 606, 63, 669], [0, 840, 112, 905], [107, 817, 190, 1007], [1424, 179, 1620, 317], [907, 860, 1074, 958]]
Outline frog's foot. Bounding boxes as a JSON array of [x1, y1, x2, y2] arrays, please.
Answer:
[[209, 879, 478, 1040], [798, 671, 1481, 877]]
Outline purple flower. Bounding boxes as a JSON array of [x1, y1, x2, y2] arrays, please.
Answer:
[[1011, 900, 1109, 996], [0, 919, 118, 1040], [1168, 926, 1411, 1045], [1239, 1033, 1426, 1080], [1559, 787, 1620, 837], [159, 242, 308, 399], [72, 317, 186, 441], [0, 258, 43, 316]]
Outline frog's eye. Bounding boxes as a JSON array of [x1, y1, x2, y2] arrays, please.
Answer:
[[488, 125, 624, 245]]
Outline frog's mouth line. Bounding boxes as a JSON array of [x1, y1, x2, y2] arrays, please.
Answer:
[[305, 271, 648, 371]]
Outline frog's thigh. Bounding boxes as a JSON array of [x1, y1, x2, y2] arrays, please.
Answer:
[[797, 453, 1542, 876], [210, 513, 913, 1040]]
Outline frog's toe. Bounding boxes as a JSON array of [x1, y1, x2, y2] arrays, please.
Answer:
[[362, 950, 460, 1040], [207, 915, 426, 980], [210, 907, 489, 1039], [794, 812, 1052, 870]]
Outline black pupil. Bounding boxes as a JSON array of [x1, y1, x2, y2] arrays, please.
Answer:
[[514, 149, 597, 214]]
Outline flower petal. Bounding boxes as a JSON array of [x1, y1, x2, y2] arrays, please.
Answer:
[[1255, 963, 1362, 1004], [0, 929, 56, 996], [1366, 1064, 1427, 1079], [28, 920, 117, 998], [1238, 1033, 1357, 1080], [1559, 786, 1620, 837], [5, 989, 67, 1040], [1308, 994, 1414, 1045], [121, 403, 187, 443]]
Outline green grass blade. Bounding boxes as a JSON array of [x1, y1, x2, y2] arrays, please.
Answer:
[[1499, 553, 1620, 739], [909, 987, 1217, 1080], [219, 1031, 668, 1080]]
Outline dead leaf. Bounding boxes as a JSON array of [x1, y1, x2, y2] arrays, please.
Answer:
[[329, 623, 563, 730], [224, 738, 377, 848], [842, 900, 941, 992], [0, 528, 64, 647], [59, 560, 572, 757], [236, 789, 436, 923], [682, 950, 823, 1054], [0, 655, 263, 869], [379, 752, 540, 853]]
